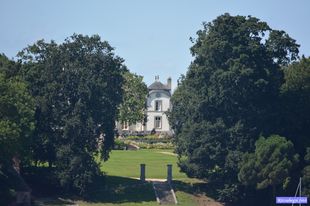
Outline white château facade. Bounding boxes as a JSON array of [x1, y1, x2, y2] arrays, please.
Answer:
[[116, 76, 172, 134]]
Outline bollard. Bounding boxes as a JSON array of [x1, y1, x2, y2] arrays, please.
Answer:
[[167, 164, 172, 184], [140, 164, 145, 181]]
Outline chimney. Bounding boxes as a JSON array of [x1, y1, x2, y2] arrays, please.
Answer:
[[167, 77, 171, 90], [155, 75, 159, 82]]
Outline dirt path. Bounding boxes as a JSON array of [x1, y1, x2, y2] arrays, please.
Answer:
[[152, 181, 177, 205], [157, 151, 177, 156]]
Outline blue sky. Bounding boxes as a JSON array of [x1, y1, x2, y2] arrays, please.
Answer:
[[1, 0, 310, 88]]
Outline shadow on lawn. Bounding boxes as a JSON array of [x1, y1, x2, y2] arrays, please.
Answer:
[[86, 175, 156, 203], [172, 180, 218, 200], [172, 180, 271, 206], [23, 167, 156, 204]]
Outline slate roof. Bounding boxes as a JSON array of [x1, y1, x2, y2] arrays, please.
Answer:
[[148, 81, 170, 91]]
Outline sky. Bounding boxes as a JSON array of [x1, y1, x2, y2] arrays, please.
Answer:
[[1, 0, 310, 88]]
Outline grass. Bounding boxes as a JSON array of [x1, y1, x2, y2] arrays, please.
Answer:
[[36, 176, 211, 206], [100, 149, 187, 179], [33, 149, 222, 206], [33, 175, 158, 206], [81, 176, 158, 206]]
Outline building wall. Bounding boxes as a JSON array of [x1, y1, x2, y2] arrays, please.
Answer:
[[145, 90, 171, 132], [116, 86, 172, 134], [115, 120, 144, 132]]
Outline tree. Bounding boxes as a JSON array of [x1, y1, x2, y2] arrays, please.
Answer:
[[169, 13, 299, 202], [274, 57, 310, 194], [0, 54, 35, 204], [18, 34, 125, 194], [278, 56, 310, 156], [0, 54, 35, 164], [302, 148, 310, 197], [0, 54, 21, 78], [118, 71, 148, 125], [238, 135, 299, 203]]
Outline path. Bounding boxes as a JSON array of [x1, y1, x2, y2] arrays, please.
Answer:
[[152, 181, 177, 205], [157, 151, 177, 156]]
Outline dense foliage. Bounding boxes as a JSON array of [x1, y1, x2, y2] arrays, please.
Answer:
[[0, 54, 35, 165], [302, 148, 310, 197], [118, 71, 148, 125], [0, 54, 35, 204], [278, 56, 310, 155], [169, 13, 301, 202], [238, 135, 299, 201], [278, 56, 310, 198], [17, 34, 126, 194]]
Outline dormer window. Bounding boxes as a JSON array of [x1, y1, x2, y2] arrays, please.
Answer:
[[155, 100, 162, 111]]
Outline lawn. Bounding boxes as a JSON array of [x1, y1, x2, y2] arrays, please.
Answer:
[[34, 149, 222, 206], [37, 176, 199, 206], [100, 149, 187, 179]]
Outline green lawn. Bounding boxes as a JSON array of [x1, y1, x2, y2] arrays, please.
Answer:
[[37, 175, 198, 206], [36, 149, 221, 206], [100, 149, 187, 179]]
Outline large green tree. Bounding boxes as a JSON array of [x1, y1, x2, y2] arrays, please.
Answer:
[[169, 14, 299, 202], [18, 34, 125, 194], [118, 71, 148, 125], [0, 54, 35, 164], [238, 135, 299, 203], [278, 56, 310, 155], [271, 57, 310, 195], [0, 54, 35, 204]]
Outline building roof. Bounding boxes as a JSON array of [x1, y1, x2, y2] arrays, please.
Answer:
[[148, 81, 170, 91]]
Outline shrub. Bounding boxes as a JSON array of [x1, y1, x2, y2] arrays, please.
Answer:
[[114, 139, 127, 150]]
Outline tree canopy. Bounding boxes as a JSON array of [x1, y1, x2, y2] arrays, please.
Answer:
[[0, 54, 35, 204], [18, 34, 125, 194], [0, 54, 35, 165], [118, 71, 148, 125], [278, 56, 310, 154], [238, 135, 299, 196], [169, 13, 299, 202], [280, 57, 310, 197]]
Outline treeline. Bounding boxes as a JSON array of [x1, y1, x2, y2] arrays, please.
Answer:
[[0, 34, 147, 203], [168, 14, 310, 205]]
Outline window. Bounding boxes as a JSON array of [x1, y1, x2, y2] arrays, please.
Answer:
[[154, 116, 162, 129], [155, 100, 162, 111], [122, 121, 129, 130]]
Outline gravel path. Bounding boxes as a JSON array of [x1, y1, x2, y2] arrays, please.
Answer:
[[152, 181, 177, 205]]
